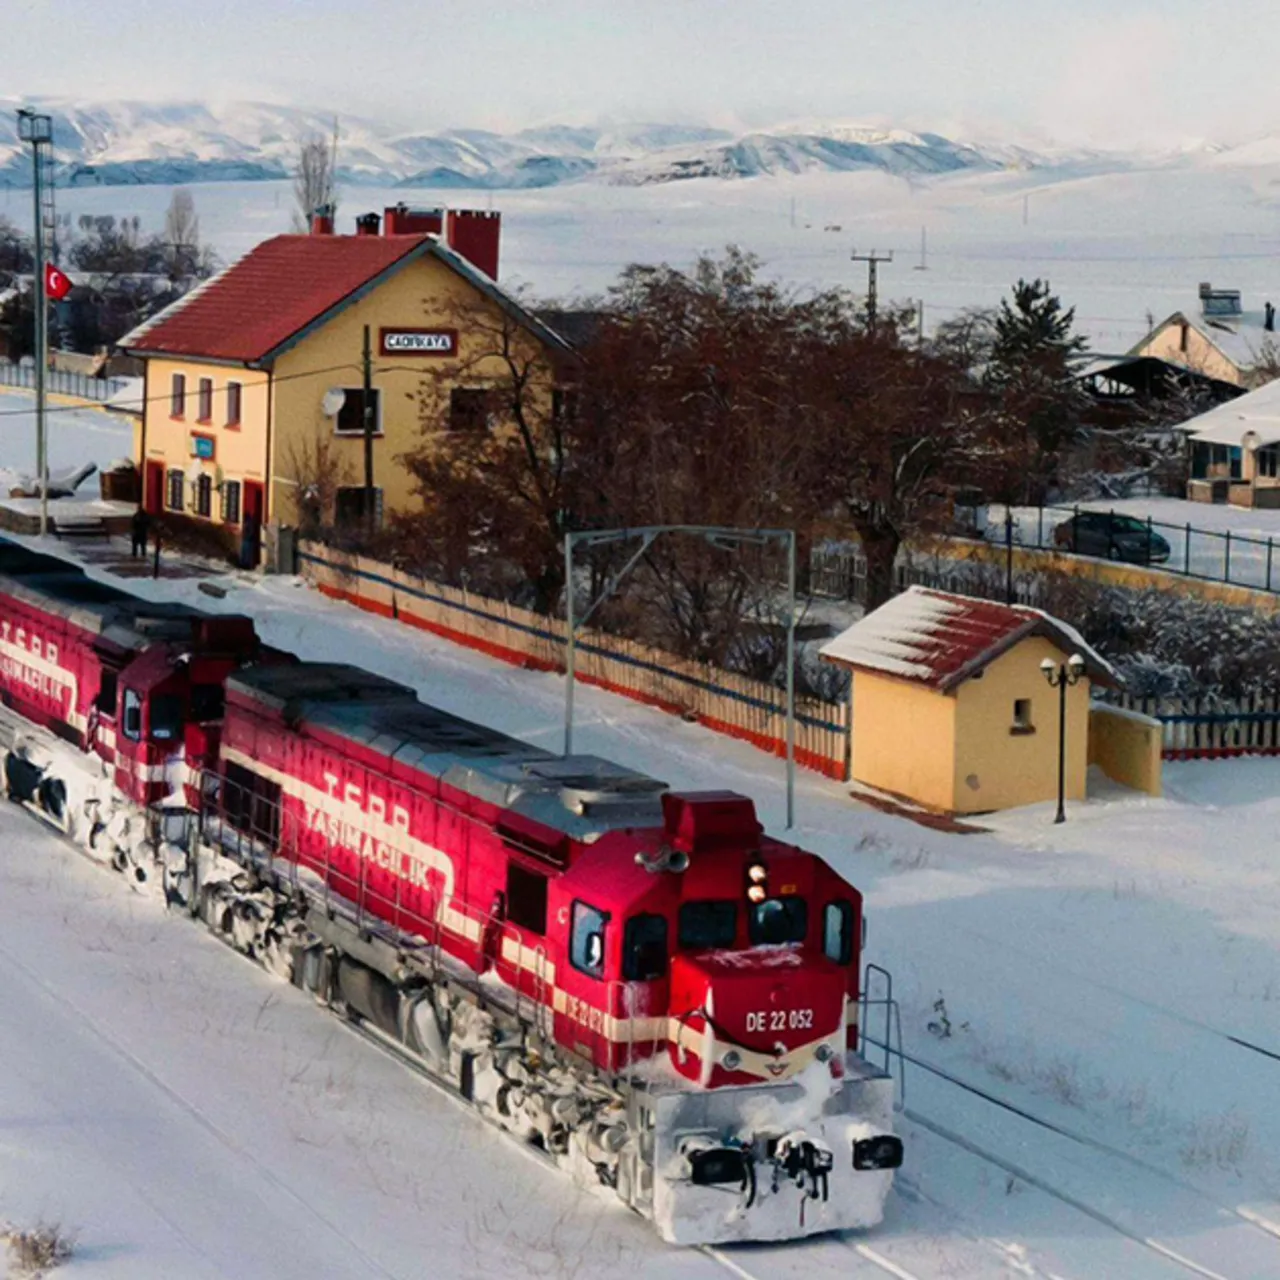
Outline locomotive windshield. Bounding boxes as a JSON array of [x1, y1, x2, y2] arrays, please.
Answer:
[[678, 901, 737, 950], [748, 897, 807, 946]]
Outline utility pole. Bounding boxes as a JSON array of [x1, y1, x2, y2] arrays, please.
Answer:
[[18, 109, 53, 537], [851, 248, 893, 328], [914, 226, 927, 271], [362, 323, 376, 532], [916, 300, 924, 349]]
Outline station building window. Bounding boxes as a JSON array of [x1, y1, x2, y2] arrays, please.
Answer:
[[335, 486, 383, 529], [197, 377, 213, 423], [221, 479, 241, 524], [333, 388, 381, 436], [170, 373, 186, 418], [195, 473, 213, 517], [166, 468, 184, 512], [226, 380, 242, 428], [449, 387, 492, 432]]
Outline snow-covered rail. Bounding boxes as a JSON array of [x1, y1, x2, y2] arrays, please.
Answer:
[[867, 1029, 1280, 1278], [906, 1109, 1231, 1280]]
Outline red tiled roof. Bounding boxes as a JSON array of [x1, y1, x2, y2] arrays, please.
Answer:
[[120, 234, 432, 364], [819, 586, 1117, 691]]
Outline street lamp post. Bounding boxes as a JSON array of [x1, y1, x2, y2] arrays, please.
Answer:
[[1040, 653, 1086, 824], [1004, 506, 1015, 605]]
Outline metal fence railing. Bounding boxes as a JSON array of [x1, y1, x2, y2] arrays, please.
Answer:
[[811, 504, 1280, 602], [0, 359, 129, 404], [982, 504, 1280, 595]]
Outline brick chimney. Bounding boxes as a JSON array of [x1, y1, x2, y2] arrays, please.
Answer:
[[383, 203, 501, 279], [310, 204, 335, 235], [444, 209, 501, 281], [355, 212, 381, 236], [383, 204, 443, 236]]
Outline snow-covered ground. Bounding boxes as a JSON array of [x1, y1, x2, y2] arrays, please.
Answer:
[[5, 518, 1280, 1277], [0, 391, 133, 496], [16, 157, 1280, 355]]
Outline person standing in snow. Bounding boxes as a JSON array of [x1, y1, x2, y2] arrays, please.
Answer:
[[130, 505, 150, 558]]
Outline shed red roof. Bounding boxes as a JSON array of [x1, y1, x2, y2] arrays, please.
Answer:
[[819, 586, 1117, 691], [120, 234, 432, 364]]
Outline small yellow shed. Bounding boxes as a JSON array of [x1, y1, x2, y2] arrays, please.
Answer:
[[820, 587, 1120, 816]]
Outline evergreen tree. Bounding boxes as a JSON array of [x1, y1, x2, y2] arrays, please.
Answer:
[[987, 278, 1089, 501]]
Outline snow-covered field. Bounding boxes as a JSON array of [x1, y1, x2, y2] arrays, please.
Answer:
[[0, 392, 133, 496], [19, 157, 1280, 355], [5, 512, 1280, 1277]]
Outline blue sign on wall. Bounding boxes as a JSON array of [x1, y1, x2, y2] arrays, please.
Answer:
[[191, 433, 215, 460]]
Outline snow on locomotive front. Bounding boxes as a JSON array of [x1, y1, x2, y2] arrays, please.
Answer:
[[205, 663, 902, 1246], [564, 791, 903, 1243]]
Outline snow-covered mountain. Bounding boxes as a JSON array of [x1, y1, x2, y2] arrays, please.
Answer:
[[0, 97, 1247, 190]]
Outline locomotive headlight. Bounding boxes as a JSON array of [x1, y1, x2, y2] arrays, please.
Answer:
[[747, 862, 767, 884], [747, 884, 767, 904], [722, 1049, 742, 1070], [814, 1043, 834, 1063]]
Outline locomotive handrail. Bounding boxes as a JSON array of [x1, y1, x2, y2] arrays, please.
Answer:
[[859, 962, 906, 1109]]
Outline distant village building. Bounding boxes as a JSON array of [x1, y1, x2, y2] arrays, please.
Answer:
[[118, 206, 572, 566], [1130, 283, 1280, 389], [1180, 375, 1280, 507], [819, 588, 1152, 815]]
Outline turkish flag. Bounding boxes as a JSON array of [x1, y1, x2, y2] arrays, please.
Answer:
[[44, 263, 72, 301]]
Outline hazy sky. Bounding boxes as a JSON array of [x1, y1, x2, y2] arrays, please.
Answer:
[[7, 0, 1280, 146]]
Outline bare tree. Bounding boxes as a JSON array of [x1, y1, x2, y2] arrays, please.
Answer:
[[398, 291, 580, 609], [283, 428, 355, 536], [292, 130, 338, 232], [162, 188, 207, 283]]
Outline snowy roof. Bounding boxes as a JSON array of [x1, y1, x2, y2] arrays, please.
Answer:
[[819, 586, 1118, 691], [1132, 308, 1277, 374], [1180, 375, 1280, 447]]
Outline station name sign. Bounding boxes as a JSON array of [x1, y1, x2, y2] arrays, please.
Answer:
[[379, 328, 458, 357]]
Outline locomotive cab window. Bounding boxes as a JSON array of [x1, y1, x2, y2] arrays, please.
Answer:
[[748, 897, 807, 947], [570, 902, 608, 979], [679, 901, 737, 951], [95, 669, 119, 716], [149, 693, 183, 742], [506, 862, 548, 936], [122, 688, 142, 741], [623, 914, 669, 981], [823, 900, 855, 965]]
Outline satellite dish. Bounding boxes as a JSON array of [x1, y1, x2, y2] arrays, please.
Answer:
[[321, 388, 346, 417]]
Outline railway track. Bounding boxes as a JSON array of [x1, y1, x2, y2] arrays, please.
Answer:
[[865, 1035, 1280, 1280]]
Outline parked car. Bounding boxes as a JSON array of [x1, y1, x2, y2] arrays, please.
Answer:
[[1053, 511, 1172, 564]]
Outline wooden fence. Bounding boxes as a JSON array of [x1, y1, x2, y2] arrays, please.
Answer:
[[297, 542, 852, 780], [1103, 690, 1280, 760]]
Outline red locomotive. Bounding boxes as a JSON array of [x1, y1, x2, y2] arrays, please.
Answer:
[[0, 537, 902, 1245]]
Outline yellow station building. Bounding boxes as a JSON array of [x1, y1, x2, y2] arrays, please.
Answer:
[[119, 206, 571, 564], [820, 587, 1135, 815]]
